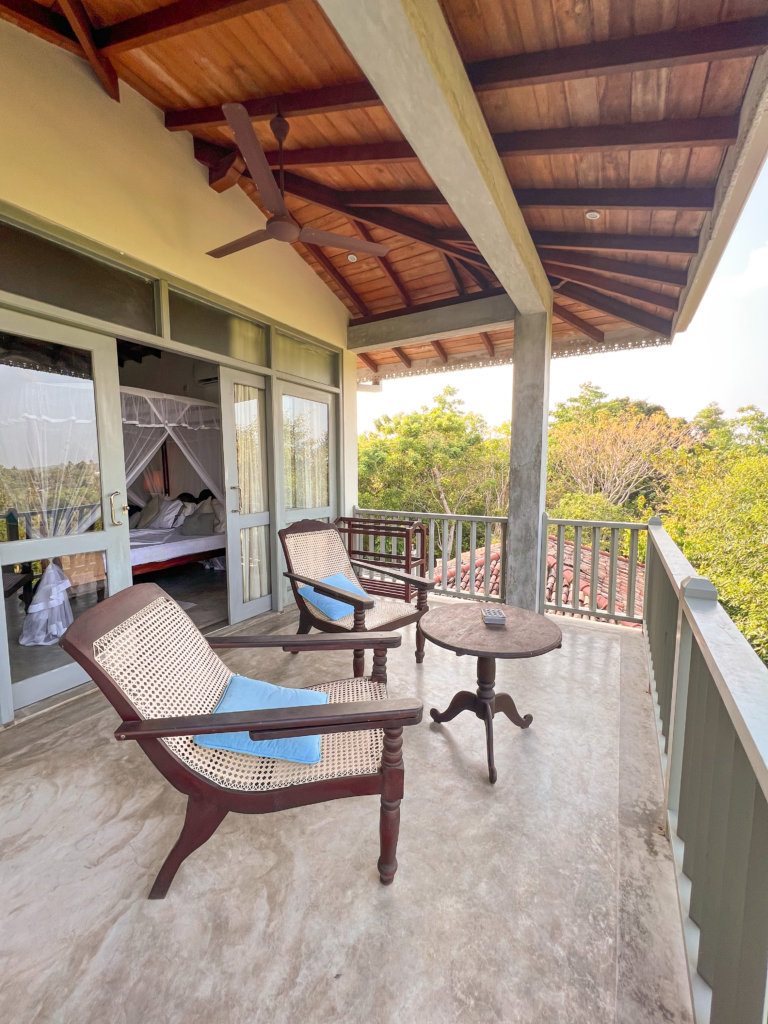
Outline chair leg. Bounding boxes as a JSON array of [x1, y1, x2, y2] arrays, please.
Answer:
[[291, 614, 312, 654], [148, 797, 228, 899], [377, 727, 404, 885], [415, 622, 425, 664], [415, 592, 429, 663]]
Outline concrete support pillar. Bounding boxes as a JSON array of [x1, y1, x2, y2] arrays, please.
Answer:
[[506, 308, 552, 610]]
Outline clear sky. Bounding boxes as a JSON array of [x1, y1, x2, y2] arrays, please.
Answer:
[[358, 161, 768, 433]]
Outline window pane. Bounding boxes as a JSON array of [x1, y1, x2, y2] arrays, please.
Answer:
[[169, 291, 267, 365], [272, 331, 337, 385], [0, 336, 102, 541], [282, 396, 329, 510], [234, 384, 267, 514], [4, 548, 107, 682], [240, 526, 270, 602]]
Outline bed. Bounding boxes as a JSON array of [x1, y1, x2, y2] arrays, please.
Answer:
[[130, 527, 225, 576]]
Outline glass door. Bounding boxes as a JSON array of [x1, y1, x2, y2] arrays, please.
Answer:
[[279, 384, 336, 525], [219, 367, 272, 623], [0, 310, 131, 722]]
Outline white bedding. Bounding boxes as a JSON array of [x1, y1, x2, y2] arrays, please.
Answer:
[[130, 527, 224, 567]]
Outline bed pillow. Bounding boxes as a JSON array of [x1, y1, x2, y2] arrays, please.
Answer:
[[129, 510, 142, 529], [180, 511, 215, 535], [297, 572, 371, 621], [136, 495, 162, 529], [212, 498, 226, 534], [194, 674, 328, 763], [172, 500, 198, 527], [149, 497, 183, 530]]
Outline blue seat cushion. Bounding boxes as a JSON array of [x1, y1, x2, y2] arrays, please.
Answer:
[[194, 674, 329, 764], [297, 572, 373, 621]]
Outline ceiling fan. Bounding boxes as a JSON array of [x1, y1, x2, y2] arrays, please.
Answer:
[[206, 103, 389, 260]]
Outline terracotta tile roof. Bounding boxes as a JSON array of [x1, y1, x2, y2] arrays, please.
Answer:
[[433, 537, 645, 626]]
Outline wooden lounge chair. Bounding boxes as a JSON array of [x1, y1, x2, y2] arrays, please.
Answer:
[[279, 518, 435, 677], [60, 582, 422, 898]]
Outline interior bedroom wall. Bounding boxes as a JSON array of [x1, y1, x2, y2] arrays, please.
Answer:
[[118, 351, 218, 402], [0, 20, 349, 350]]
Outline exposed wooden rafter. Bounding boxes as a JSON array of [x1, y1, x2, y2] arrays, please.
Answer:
[[358, 352, 379, 374], [536, 250, 689, 287], [392, 347, 412, 368], [162, 16, 768, 130], [354, 219, 410, 307], [94, 0, 287, 55], [557, 283, 674, 336], [193, 140, 493, 272], [196, 117, 738, 170], [552, 303, 605, 344], [58, 0, 119, 100], [533, 232, 699, 255], [468, 16, 768, 91], [431, 340, 448, 364], [304, 243, 370, 318], [515, 187, 716, 211], [480, 332, 495, 357], [542, 262, 679, 311], [0, 0, 81, 53]]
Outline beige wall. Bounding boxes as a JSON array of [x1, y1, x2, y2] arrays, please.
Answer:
[[0, 21, 348, 349]]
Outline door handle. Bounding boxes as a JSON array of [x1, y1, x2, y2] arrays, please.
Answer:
[[108, 491, 128, 527]]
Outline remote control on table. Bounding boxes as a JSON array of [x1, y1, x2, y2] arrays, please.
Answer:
[[481, 606, 506, 627]]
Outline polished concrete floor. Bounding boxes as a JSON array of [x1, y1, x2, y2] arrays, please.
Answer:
[[1, 610, 693, 1024]]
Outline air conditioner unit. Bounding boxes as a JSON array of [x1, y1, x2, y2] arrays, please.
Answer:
[[193, 361, 219, 386]]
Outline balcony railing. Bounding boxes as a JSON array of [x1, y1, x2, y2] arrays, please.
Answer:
[[644, 516, 768, 1024], [354, 506, 507, 602]]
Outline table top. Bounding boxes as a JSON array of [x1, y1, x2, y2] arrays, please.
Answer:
[[420, 602, 562, 660]]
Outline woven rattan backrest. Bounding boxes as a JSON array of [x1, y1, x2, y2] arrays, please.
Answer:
[[92, 594, 231, 720], [282, 524, 359, 587]]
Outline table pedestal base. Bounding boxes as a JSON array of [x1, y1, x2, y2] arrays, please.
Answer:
[[429, 655, 532, 784]]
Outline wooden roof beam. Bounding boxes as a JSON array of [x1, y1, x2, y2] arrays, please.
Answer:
[[358, 352, 379, 374], [552, 303, 605, 344], [557, 283, 673, 336], [533, 232, 699, 255], [304, 243, 370, 318], [354, 220, 411, 307], [94, 0, 287, 55], [197, 117, 738, 170], [58, 0, 119, 100], [163, 17, 768, 130], [543, 262, 679, 311], [480, 332, 495, 356], [469, 16, 768, 91], [537, 250, 689, 287], [392, 347, 412, 368], [431, 340, 448, 364], [515, 187, 716, 211], [0, 0, 82, 55]]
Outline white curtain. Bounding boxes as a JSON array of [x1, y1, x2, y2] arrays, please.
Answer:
[[0, 365, 102, 537], [282, 395, 329, 510], [120, 388, 224, 502]]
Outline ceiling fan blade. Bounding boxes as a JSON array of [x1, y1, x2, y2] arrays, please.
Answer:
[[298, 226, 389, 256], [222, 102, 288, 218], [206, 229, 271, 259]]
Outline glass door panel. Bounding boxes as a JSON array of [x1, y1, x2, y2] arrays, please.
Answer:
[[0, 312, 130, 722], [280, 385, 335, 525], [220, 368, 272, 623]]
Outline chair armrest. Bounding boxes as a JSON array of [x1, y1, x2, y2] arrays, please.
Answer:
[[207, 633, 401, 652], [284, 571, 374, 610], [350, 559, 436, 590], [115, 698, 423, 742]]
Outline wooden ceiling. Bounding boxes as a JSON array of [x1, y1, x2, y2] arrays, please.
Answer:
[[4, 0, 768, 378]]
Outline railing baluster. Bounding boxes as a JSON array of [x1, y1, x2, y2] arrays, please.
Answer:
[[627, 527, 639, 618], [469, 520, 477, 600], [428, 519, 435, 582], [608, 528, 618, 616], [572, 525, 582, 613], [441, 520, 449, 599], [454, 520, 462, 596], [590, 526, 600, 614], [556, 524, 565, 608]]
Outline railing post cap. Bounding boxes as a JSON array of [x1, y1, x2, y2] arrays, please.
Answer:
[[681, 575, 718, 601], [648, 515, 663, 525]]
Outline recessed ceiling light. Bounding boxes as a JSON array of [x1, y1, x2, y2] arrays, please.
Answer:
[[585, 210, 601, 221], [347, 253, 358, 263]]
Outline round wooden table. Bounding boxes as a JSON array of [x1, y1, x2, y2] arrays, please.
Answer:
[[421, 603, 562, 784]]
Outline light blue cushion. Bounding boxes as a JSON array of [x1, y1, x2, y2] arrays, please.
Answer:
[[297, 572, 372, 621], [194, 674, 328, 764]]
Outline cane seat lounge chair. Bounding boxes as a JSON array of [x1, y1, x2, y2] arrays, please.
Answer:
[[279, 519, 435, 677], [60, 583, 422, 899]]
